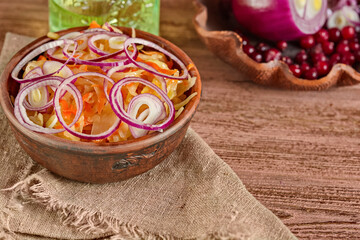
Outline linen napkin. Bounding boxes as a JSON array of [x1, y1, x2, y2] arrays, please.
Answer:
[[0, 33, 297, 240]]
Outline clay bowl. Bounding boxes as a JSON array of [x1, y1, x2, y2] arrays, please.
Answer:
[[0, 26, 201, 184]]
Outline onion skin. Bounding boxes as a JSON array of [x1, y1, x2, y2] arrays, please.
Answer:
[[232, 0, 328, 41]]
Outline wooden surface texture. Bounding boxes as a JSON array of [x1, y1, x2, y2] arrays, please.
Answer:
[[1, 0, 360, 239]]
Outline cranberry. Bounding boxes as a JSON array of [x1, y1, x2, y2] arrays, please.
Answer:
[[328, 28, 341, 42], [277, 41, 288, 51], [242, 36, 249, 46], [250, 52, 263, 63], [336, 42, 350, 55], [354, 50, 360, 62], [339, 39, 349, 45], [315, 61, 330, 77], [309, 43, 324, 56], [329, 53, 341, 66], [314, 29, 329, 43], [256, 42, 270, 53], [295, 50, 308, 63], [349, 41, 360, 51], [341, 26, 356, 40], [289, 64, 302, 78], [352, 38, 359, 43], [300, 62, 311, 73], [311, 52, 328, 63], [304, 68, 318, 80], [321, 41, 335, 55], [355, 26, 360, 33], [264, 48, 281, 62], [341, 52, 356, 66], [281, 56, 292, 65], [300, 35, 316, 49], [243, 44, 255, 55]]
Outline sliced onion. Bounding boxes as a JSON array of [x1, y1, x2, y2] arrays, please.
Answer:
[[54, 72, 119, 140], [231, 0, 328, 41], [24, 67, 43, 79], [59, 31, 82, 40], [62, 41, 131, 67], [124, 38, 188, 80], [109, 36, 127, 50], [327, 6, 360, 29], [53, 77, 84, 134], [109, 77, 175, 131], [11, 39, 77, 83], [88, 33, 128, 53], [128, 93, 167, 138], [14, 77, 66, 133], [21, 67, 51, 112], [43, 60, 73, 78]]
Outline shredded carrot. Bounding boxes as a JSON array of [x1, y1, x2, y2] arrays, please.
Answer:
[[166, 58, 174, 69], [82, 92, 93, 102], [89, 21, 101, 29], [37, 55, 47, 61]]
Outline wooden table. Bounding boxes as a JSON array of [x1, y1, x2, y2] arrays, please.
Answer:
[[1, 0, 360, 239]]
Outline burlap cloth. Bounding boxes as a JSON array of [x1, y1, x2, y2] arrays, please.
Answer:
[[0, 33, 297, 240]]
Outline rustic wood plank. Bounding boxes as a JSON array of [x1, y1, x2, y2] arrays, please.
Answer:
[[1, 0, 360, 239]]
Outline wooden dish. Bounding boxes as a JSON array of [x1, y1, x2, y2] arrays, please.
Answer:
[[0, 26, 201, 184], [193, 0, 360, 90]]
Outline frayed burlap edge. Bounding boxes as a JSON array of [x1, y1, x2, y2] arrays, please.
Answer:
[[7, 175, 251, 240]]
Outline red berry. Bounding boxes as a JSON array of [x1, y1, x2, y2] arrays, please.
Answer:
[[243, 44, 255, 55], [328, 28, 341, 42], [304, 68, 318, 80], [311, 52, 327, 63], [339, 39, 349, 45], [354, 50, 360, 62], [329, 53, 341, 66], [336, 42, 350, 55], [340, 52, 356, 66], [242, 36, 249, 46], [289, 64, 302, 78], [341, 26, 356, 40], [309, 43, 324, 55], [256, 42, 270, 53], [300, 62, 311, 73], [315, 61, 330, 77], [314, 29, 329, 43], [295, 50, 308, 63], [300, 35, 316, 49], [355, 26, 360, 33], [349, 41, 360, 51], [277, 41, 288, 51], [281, 56, 292, 65], [250, 52, 263, 63], [264, 48, 281, 62], [321, 41, 335, 55]]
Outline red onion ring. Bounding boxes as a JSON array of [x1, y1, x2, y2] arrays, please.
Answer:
[[11, 40, 77, 83], [109, 77, 175, 131], [127, 93, 167, 138], [87, 33, 129, 60], [124, 38, 188, 80], [21, 67, 51, 112], [53, 77, 84, 134], [14, 77, 66, 133], [53, 72, 119, 140]]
